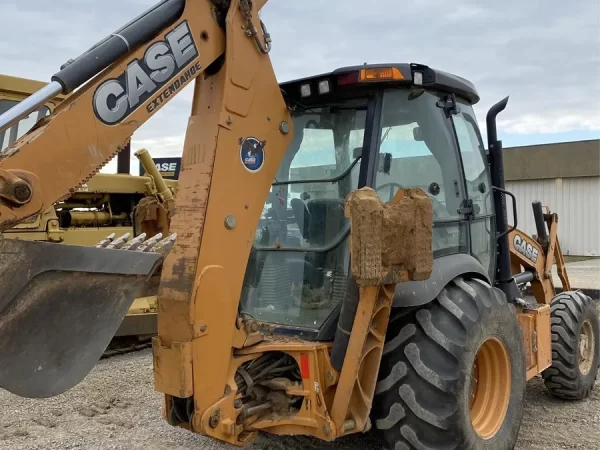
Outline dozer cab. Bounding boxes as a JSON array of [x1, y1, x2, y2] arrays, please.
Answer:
[[0, 74, 68, 150], [0, 1, 597, 449]]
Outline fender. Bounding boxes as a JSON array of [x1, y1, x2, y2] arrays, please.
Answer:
[[393, 253, 491, 307]]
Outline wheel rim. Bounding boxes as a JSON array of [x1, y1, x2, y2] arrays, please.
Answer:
[[469, 337, 511, 440], [579, 320, 595, 375]]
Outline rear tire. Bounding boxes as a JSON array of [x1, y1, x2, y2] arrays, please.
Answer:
[[372, 276, 526, 450], [542, 291, 599, 400]]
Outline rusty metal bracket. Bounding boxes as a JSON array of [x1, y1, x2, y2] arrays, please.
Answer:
[[240, 0, 271, 54], [0, 168, 33, 205], [0, 169, 43, 231]]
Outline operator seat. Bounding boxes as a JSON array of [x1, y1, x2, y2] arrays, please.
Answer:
[[305, 198, 346, 247], [290, 197, 348, 288], [291, 197, 347, 246]]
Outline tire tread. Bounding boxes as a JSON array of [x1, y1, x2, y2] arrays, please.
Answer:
[[372, 277, 524, 450], [541, 291, 599, 400]]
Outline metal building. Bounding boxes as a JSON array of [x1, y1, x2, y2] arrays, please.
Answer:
[[504, 139, 600, 256]]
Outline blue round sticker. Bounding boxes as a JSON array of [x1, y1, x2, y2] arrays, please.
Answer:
[[240, 137, 265, 173]]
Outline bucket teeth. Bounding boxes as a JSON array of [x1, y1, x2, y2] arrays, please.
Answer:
[[138, 232, 164, 252], [105, 233, 131, 249], [121, 233, 147, 251], [95, 231, 177, 258], [95, 233, 116, 248], [147, 233, 177, 258]]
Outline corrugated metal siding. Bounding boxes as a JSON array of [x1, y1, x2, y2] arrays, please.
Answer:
[[505, 177, 600, 256]]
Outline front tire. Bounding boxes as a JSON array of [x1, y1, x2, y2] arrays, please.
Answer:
[[372, 276, 526, 450], [542, 291, 599, 400]]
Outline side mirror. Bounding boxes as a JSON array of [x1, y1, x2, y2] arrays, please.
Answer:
[[353, 147, 363, 159], [413, 126, 424, 141]]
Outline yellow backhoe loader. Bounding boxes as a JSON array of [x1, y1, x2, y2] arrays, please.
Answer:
[[508, 203, 598, 398], [0, 1, 597, 450]]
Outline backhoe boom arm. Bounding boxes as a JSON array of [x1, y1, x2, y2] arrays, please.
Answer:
[[0, 0, 289, 404], [0, 0, 265, 231]]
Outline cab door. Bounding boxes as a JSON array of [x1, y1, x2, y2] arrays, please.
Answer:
[[372, 88, 470, 259]]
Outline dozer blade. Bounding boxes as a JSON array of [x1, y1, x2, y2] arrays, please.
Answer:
[[0, 236, 168, 398]]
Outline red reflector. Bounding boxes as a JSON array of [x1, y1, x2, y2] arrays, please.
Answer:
[[300, 353, 310, 379], [337, 71, 359, 86]]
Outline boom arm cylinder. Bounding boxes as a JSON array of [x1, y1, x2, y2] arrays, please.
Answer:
[[0, 0, 186, 135], [532, 200, 549, 247], [135, 149, 174, 202], [52, 0, 186, 94]]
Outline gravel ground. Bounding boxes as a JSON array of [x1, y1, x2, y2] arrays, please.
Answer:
[[2, 307, 599, 450], [552, 258, 600, 290]]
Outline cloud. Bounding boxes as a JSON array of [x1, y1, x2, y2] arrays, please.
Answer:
[[1, 0, 598, 174]]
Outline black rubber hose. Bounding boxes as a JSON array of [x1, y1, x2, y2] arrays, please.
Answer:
[[330, 278, 359, 371], [52, 0, 186, 93]]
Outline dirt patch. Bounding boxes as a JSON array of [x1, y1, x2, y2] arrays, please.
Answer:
[[0, 348, 598, 450], [345, 187, 433, 285], [0, 304, 598, 450]]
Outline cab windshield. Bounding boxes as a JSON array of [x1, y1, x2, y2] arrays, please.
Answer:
[[239, 99, 367, 329]]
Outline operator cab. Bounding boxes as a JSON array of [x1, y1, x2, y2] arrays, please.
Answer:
[[240, 63, 495, 338]]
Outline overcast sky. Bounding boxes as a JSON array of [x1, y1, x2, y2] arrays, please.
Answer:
[[1, 0, 598, 173]]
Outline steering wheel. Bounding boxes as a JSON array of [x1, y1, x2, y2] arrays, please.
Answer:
[[375, 182, 447, 218], [375, 182, 403, 203]]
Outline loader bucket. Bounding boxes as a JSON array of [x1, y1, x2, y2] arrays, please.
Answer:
[[0, 238, 163, 398]]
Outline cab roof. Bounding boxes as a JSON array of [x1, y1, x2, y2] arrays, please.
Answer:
[[280, 62, 480, 105]]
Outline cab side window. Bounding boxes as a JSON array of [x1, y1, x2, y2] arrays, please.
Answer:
[[374, 89, 469, 257]]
